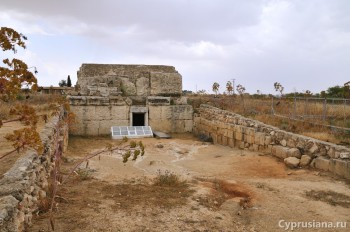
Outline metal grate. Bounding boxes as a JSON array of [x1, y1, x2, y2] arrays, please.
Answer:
[[111, 126, 153, 139]]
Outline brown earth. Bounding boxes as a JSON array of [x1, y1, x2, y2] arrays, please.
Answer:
[[28, 134, 350, 232]]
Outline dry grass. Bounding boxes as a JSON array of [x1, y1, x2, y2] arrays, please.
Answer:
[[188, 95, 350, 145], [153, 170, 186, 187], [0, 102, 11, 120], [305, 190, 350, 208]]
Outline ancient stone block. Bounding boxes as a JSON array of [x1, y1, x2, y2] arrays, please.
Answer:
[[136, 76, 149, 96], [329, 159, 350, 179], [147, 96, 170, 106], [300, 155, 312, 167], [271, 145, 289, 159], [150, 72, 182, 96], [313, 157, 330, 171]]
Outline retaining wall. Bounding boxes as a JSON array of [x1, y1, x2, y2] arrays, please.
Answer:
[[0, 110, 68, 232], [193, 105, 350, 180]]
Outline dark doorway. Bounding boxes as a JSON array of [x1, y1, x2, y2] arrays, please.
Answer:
[[133, 113, 145, 126]]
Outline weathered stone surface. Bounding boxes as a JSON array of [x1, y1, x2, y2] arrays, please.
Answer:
[[272, 146, 289, 159], [280, 139, 287, 147], [284, 157, 300, 168], [300, 155, 312, 167], [194, 105, 350, 180], [288, 148, 301, 158], [121, 78, 136, 95], [339, 152, 350, 159], [312, 157, 330, 171], [147, 96, 170, 106], [0, 109, 69, 232], [150, 72, 182, 96], [329, 159, 350, 179], [136, 76, 149, 96], [308, 142, 319, 154]]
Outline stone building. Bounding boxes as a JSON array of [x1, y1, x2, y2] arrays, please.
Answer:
[[68, 64, 193, 136]]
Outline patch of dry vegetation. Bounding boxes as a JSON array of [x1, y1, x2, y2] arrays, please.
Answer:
[[305, 190, 350, 208], [188, 94, 350, 146]]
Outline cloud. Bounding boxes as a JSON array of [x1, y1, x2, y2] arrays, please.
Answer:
[[0, 0, 349, 93]]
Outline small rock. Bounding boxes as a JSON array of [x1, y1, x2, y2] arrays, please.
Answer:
[[288, 148, 301, 159], [287, 172, 292, 175], [214, 201, 218, 205], [309, 143, 319, 154], [280, 139, 287, 147], [300, 155, 312, 167], [284, 157, 300, 168], [156, 144, 164, 148], [339, 152, 349, 159], [237, 211, 242, 216]]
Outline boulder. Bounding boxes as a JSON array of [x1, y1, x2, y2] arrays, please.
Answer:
[[284, 157, 300, 168], [288, 148, 301, 158], [300, 155, 312, 167]]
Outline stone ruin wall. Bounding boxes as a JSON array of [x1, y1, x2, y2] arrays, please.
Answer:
[[194, 104, 350, 180], [69, 64, 193, 135], [75, 64, 182, 97], [69, 98, 193, 135], [0, 109, 69, 232]]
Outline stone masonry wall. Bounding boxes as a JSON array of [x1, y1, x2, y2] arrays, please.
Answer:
[[193, 105, 350, 180], [76, 64, 182, 97], [70, 104, 193, 135], [148, 105, 193, 133], [0, 110, 68, 232]]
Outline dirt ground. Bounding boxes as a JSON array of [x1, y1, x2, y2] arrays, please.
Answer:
[[29, 134, 350, 232], [0, 119, 47, 177]]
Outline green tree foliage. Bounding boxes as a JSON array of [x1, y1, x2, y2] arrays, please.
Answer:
[[325, 85, 345, 98], [226, 81, 233, 95], [59, 79, 67, 87], [67, 75, 72, 87], [274, 82, 284, 96], [212, 82, 220, 96]]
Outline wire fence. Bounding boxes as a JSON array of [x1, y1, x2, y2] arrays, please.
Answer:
[[271, 96, 350, 131]]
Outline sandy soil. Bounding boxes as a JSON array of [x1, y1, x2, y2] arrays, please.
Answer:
[[30, 135, 350, 232]]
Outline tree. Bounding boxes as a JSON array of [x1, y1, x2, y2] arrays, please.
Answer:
[[236, 84, 246, 112], [304, 90, 312, 97], [326, 85, 344, 98], [59, 79, 67, 87], [344, 81, 350, 99], [0, 27, 38, 101], [67, 75, 72, 87], [226, 81, 233, 95], [0, 27, 41, 159], [274, 82, 284, 96], [212, 82, 220, 96], [197, 89, 207, 95]]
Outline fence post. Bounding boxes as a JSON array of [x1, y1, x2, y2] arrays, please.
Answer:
[[323, 98, 327, 121], [293, 96, 296, 119], [271, 96, 274, 115]]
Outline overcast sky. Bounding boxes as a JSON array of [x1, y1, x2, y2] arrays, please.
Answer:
[[1, 0, 349, 94]]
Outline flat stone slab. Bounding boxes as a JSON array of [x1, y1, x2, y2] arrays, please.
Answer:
[[153, 131, 171, 139]]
